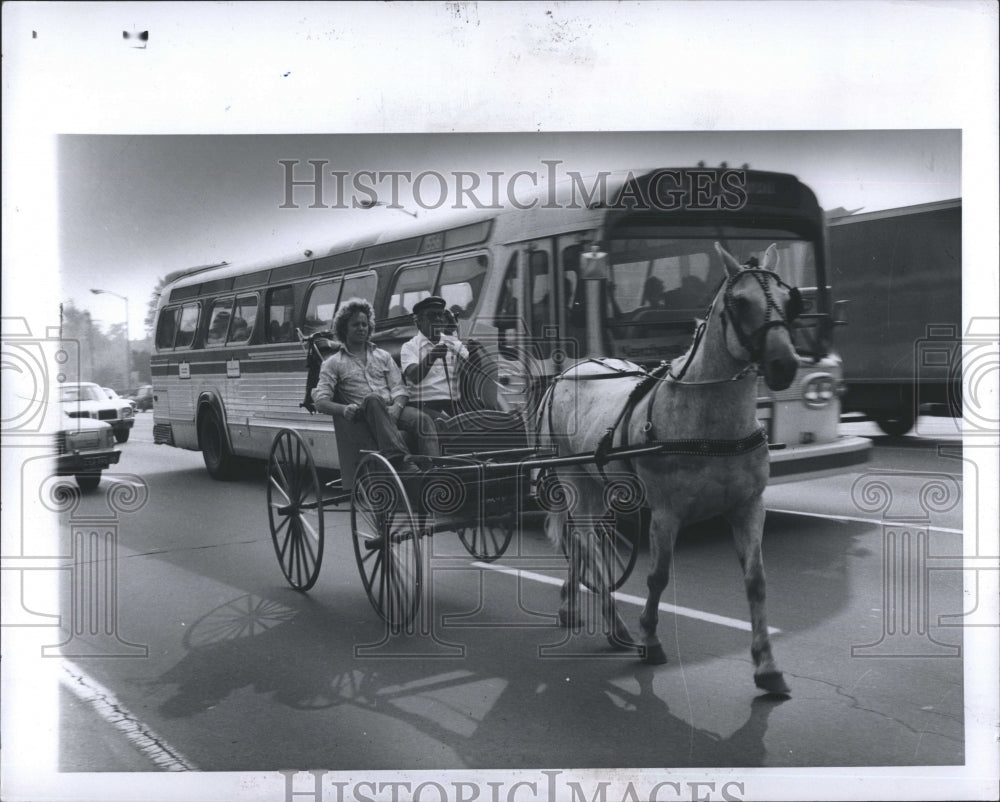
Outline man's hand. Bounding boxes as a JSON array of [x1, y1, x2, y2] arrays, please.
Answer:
[[388, 401, 405, 421], [343, 402, 361, 421], [429, 341, 449, 362]]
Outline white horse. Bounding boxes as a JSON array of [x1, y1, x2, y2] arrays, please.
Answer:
[[539, 243, 800, 695]]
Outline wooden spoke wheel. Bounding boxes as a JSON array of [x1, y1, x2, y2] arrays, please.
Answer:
[[351, 453, 422, 631], [456, 512, 515, 562], [267, 429, 325, 591], [562, 508, 647, 593]]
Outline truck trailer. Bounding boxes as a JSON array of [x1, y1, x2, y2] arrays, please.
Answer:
[[827, 198, 961, 435]]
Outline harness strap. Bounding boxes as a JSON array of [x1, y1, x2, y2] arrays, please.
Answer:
[[594, 361, 670, 480], [642, 426, 767, 458]]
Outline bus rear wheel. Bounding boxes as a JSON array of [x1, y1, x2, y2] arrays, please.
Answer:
[[199, 407, 238, 480]]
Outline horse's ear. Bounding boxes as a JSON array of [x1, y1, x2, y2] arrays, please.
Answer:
[[761, 243, 779, 272], [715, 242, 743, 277]]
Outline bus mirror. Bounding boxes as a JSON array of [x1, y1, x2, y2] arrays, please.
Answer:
[[581, 246, 609, 280], [833, 299, 849, 326]]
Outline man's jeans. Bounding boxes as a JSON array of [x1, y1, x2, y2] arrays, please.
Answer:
[[360, 395, 440, 462]]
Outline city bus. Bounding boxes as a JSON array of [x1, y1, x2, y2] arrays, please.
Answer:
[[151, 166, 871, 480]]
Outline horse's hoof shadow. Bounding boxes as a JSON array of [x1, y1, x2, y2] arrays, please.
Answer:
[[754, 670, 790, 696], [606, 631, 641, 652], [640, 644, 669, 665], [557, 608, 582, 629]]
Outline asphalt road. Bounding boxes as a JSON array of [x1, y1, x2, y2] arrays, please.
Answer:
[[22, 413, 970, 775]]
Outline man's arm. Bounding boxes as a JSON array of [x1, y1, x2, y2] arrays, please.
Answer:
[[403, 340, 449, 386], [381, 351, 410, 420], [312, 357, 357, 419]]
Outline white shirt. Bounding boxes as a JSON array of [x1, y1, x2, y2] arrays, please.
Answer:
[[400, 331, 469, 402]]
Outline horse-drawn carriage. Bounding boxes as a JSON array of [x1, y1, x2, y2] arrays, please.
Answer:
[[265, 365, 648, 630], [265, 243, 798, 695]]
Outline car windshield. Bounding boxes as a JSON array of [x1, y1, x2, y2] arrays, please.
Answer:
[[59, 385, 104, 402]]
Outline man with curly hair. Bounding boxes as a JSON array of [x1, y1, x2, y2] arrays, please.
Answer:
[[312, 298, 438, 471]]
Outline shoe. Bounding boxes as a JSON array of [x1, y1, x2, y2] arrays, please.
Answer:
[[391, 456, 421, 475]]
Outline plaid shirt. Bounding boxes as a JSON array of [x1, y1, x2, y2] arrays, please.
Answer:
[[312, 343, 408, 407]]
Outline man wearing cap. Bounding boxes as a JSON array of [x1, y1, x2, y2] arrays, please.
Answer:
[[400, 295, 470, 421]]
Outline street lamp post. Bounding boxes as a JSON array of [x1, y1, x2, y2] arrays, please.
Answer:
[[90, 288, 130, 389]]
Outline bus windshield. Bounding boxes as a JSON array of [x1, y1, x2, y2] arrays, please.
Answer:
[[605, 229, 820, 361]]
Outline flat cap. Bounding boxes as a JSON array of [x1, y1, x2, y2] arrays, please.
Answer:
[[412, 295, 447, 316]]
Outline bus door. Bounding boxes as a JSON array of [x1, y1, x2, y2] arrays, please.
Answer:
[[490, 240, 557, 411], [523, 239, 557, 360], [555, 237, 591, 361]]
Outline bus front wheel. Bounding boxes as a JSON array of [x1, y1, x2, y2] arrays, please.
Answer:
[[199, 407, 238, 480]]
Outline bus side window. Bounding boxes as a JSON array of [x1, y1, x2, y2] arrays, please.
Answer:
[[437, 254, 487, 321], [228, 294, 258, 343], [205, 299, 233, 346], [266, 286, 295, 343], [174, 303, 200, 349], [304, 279, 342, 335], [387, 262, 436, 319], [156, 307, 180, 349], [339, 272, 378, 319]]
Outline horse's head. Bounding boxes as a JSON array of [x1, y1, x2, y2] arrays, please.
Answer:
[[714, 243, 801, 391]]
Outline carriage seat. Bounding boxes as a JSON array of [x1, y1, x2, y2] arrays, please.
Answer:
[[435, 409, 527, 456]]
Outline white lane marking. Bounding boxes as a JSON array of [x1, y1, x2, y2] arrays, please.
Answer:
[[766, 508, 963, 534], [59, 662, 198, 771], [472, 562, 779, 635]]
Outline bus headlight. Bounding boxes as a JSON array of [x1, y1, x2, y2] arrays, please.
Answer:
[[802, 373, 836, 409]]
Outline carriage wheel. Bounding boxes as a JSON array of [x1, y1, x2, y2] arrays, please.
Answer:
[[267, 429, 325, 591], [562, 509, 646, 593], [351, 453, 422, 630], [456, 514, 515, 562]]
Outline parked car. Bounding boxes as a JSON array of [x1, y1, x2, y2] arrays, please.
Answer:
[[130, 384, 154, 412], [59, 382, 135, 443], [49, 398, 121, 491], [103, 386, 137, 414]]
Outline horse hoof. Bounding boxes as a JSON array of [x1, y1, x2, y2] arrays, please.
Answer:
[[641, 644, 668, 665], [754, 670, 790, 696]]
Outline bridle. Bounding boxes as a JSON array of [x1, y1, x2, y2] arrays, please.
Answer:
[[720, 261, 803, 364], [669, 258, 802, 382]]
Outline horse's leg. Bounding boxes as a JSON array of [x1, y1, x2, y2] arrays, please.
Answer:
[[596, 517, 637, 650], [544, 478, 582, 629], [638, 513, 679, 665], [726, 497, 790, 695]]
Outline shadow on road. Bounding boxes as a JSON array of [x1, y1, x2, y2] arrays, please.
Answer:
[[152, 590, 793, 770]]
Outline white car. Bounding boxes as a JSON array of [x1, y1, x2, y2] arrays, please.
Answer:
[[59, 382, 135, 443], [103, 386, 137, 414], [50, 400, 122, 491]]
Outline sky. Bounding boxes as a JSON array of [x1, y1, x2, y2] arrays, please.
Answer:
[[58, 130, 961, 336]]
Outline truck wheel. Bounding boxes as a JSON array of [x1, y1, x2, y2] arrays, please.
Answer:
[[199, 407, 238, 480], [875, 410, 916, 436], [76, 473, 101, 492], [114, 428, 131, 444]]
